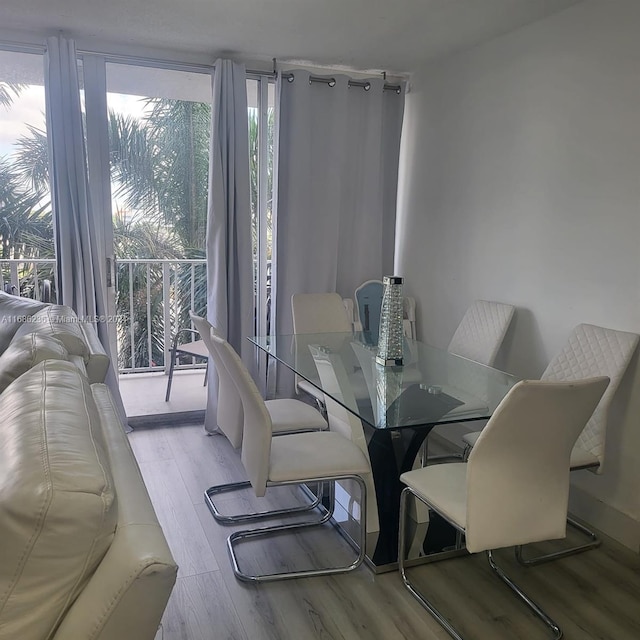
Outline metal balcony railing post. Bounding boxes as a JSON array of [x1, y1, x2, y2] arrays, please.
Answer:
[[163, 261, 172, 374]]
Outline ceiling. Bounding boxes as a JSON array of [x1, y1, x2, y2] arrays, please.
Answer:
[[1, 0, 582, 75]]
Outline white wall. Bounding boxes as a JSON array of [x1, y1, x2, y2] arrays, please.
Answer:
[[396, 0, 640, 551]]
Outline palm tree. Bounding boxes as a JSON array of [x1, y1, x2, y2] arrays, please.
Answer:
[[109, 99, 211, 256], [108, 98, 211, 368], [0, 80, 54, 296], [0, 82, 24, 108], [2, 83, 268, 369]]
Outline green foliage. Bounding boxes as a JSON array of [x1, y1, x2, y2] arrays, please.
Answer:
[[12, 124, 50, 195], [109, 99, 211, 256], [0, 82, 268, 371], [108, 97, 211, 368], [0, 82, 24, 108]]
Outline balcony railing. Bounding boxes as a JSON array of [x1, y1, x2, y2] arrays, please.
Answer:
[[116, 259, 207, 374], [0, 258, 211, 375], [0, 259, 57, 301]]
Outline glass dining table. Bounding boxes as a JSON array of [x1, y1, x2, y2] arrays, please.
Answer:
[[250, 331, 519, 569]]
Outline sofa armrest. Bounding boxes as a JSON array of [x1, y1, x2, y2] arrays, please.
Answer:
[[52, 384, 177, 640], [78, 322, 111, 383]]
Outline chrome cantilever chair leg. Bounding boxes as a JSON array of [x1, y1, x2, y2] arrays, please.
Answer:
[[228, 475, 365, 582], [398, 488, 563, 640], [204, 480, 330, 525], [515, 515, 600, 566], [487, 551, 562, 640]]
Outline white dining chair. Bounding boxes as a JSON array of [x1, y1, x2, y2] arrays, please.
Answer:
[[308, 344, 380, 554], [425, 299, 515, 465], [291, 292, 353, 406], [399, 377, 609, 640], [447, 299, 516, 366], [190, 313, 328, 525], [345, 280, 417, 340], [462, 322, 639, 564], [212, 333, 371, 582]]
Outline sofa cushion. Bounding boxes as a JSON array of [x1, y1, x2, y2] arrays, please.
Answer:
[[0, 292, 47, 353], [0, 333, 69, 394], [0, 360, 118, 640], [13, 305, 89, 362]]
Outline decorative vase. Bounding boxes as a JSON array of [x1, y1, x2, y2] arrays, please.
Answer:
[[376, 275, 404, 367], [375, 365, 404, 427]]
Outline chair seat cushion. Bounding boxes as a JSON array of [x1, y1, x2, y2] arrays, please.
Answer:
[[297, 378, 324, 402], [462, 430, 481, 448], [269, 432, 370, 483], [266, 398, 327, 433], [570, 445, 599, 470], [400, 463, 468, 531], [177, 339, 209, 358]]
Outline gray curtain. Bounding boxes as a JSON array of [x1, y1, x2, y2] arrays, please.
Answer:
[[204, 59, 253, 434], [272, 71, 405, 393], [44, 35, 126, 422]]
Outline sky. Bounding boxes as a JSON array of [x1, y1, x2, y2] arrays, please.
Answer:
[[0, 85, 148, 159], [0, 85, 46, 158]]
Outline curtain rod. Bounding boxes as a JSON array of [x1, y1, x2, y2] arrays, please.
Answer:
[[280, 72, 402, 94], [0, 39, 267, 76], [0, 39, 402, 92]]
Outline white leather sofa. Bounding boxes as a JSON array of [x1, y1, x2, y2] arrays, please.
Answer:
[[0, 292, 110, 383], [0, 298, 177, 640]]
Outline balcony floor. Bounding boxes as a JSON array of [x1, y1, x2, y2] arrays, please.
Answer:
[[119, 369, 207, 423]]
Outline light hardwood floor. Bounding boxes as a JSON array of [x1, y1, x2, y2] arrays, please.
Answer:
[[128, 423, 640, 640]]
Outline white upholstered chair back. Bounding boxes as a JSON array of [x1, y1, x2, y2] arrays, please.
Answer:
[[541, 323, 638, 472], [291, 293, 353, 400], [190, 312, 244, 449], [211, 334, 273, 497], [447, 300, 515, 367], [466, 377, 609, 553], [291, 293, 353, 334]]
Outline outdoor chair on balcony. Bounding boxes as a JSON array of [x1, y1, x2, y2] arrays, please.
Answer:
[[165, 327, 209, 401]]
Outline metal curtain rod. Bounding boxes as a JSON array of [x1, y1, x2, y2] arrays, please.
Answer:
[[0, 39, 403, 92], [0, 39, 268, 77], [280, 71, 402, 94]]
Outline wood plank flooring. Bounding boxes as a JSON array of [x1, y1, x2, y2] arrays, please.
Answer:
[[129, 423, 640, 640]]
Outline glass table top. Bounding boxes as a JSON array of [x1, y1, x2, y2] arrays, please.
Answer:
[[250, 332, 519, 430]]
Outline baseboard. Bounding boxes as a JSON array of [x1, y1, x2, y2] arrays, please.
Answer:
[[569, 484, 640, 553]]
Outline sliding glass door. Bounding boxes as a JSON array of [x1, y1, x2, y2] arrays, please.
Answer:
[[0, 49, 54, 299], [104, 62, 212, 373], [2, 46, 275, 394]]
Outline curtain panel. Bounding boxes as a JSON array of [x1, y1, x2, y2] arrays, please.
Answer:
[[44, 36, 126, 422], [204, 59, 253, 434], [273, 72, 405, 339], [45, 36, 98, 314]]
